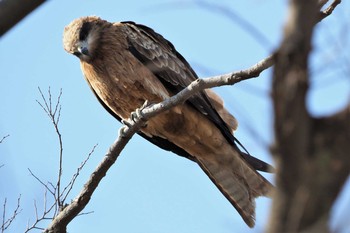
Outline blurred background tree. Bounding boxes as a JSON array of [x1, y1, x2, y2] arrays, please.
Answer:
[[0, 0, 349, 232]]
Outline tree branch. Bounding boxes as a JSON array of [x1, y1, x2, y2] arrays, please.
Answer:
[[44, 2, 341, 232], [60, 144, 98, 205], [37, 87, 64, 210], [44, 54, 274, 233], [0, 0, 46, 36], [1, 195, 21, 233], [25, 190, 56, 233], [319, 0, 342, 21], [44, 2, 343, 230], [268, 0, 346, 232], [0, 135, 9, 144], [25, 88, 95, 232]]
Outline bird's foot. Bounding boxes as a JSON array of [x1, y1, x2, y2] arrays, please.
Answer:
[[130, 100, 154, 127], [120, 101, 152, 135], [130, 100, 150, 122]]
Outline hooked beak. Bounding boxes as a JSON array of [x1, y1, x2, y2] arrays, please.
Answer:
[[78, 46, 89, 56], [73, 40, 90, 58]]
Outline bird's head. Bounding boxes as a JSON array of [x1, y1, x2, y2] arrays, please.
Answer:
[[63, 16, 106, 62]]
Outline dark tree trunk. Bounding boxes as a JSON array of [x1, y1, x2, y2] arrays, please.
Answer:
[[268, 0, 350, 232]]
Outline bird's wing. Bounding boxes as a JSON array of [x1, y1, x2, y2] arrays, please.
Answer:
[[122, 22, 226, 125], [121, 21, 272, 172], [123, 22, 236, 145]]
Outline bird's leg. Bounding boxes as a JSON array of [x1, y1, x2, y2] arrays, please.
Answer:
[[119, 100, 153, 138]]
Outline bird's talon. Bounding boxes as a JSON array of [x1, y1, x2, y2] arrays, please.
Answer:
[[141, 100, 149, 109], [130, 100, 152, 123], [130, 110, 142, 123], [121, 119, 132, 127]]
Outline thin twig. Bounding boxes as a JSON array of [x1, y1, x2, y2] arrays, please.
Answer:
[[1, 198, 6, 233], [77, 211, 94, 217], [25, 190, 56, 233], [54, 111, 63, 209], [36, 87, 50, 117], [61, 144, 98, 204], [0, 135, 9, 144], [36, 88, 64, 209], [28, 88, 97, 232], [28, 169, 55, 196], [34, 200, 38, 221], [1, 195, 21, 233], [53, 90, 62, 125], [319, 0, 341, 21]]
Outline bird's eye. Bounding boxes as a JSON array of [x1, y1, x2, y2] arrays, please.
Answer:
[[79, 22, 91, 41]]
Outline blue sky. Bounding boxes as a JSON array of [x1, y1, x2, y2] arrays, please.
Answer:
[[1, 0, 349, 232]]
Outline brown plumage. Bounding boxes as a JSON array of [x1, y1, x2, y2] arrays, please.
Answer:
[[63, 16, 273, 227]]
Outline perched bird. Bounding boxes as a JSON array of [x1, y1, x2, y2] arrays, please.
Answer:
[[63, 16, 273, 227]]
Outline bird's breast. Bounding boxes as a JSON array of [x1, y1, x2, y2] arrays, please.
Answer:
[[80, 52, 226, 157], [80, 53, 170, 120]]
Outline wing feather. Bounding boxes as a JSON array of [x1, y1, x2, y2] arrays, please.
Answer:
[[122, 21, 273, 172], [123, 22, 235, 142]]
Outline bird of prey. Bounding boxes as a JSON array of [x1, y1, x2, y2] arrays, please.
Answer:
[[63, 16, 273, 227]]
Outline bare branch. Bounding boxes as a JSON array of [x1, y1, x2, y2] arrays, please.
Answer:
[[0, 0, 46, 36], [1, 195, 21, 233], [61, 144, 98, 204], [25, 189, 56, 233], [34, 200, 39, 221], [76, 211, 94, 217], [53, 90, 63, 125], [268, 0, 346, 232], [269, 0, 319, 231], [36, 87, 50, 117], [26, 87, 97, 232], [0, 134, 8, 168], [43, 53, 274, 233], [0, 135, 9, 144], [43, 2, 341, 232], [36, 87, 64, 209], [1, 199, 6, 233], [0, 134, 9, 167], [319, 0, 342, 21], [28, 168, 55, 196]]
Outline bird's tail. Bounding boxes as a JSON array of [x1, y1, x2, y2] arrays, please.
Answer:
[[196, 150, 273, 228]]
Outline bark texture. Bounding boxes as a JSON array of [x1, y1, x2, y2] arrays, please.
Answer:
[[269, 0, 350, 232], [0, 0, 45, 36]]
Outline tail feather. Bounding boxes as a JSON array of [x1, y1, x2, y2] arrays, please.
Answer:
[[196, 151, 273, 228]]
